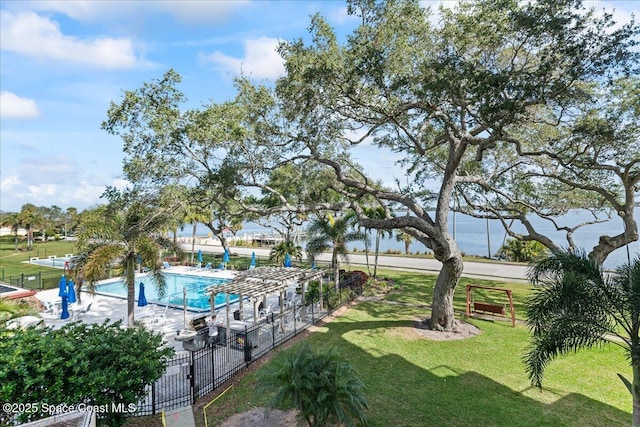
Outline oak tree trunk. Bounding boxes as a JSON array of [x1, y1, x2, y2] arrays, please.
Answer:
[[430, 255, 463, 331]]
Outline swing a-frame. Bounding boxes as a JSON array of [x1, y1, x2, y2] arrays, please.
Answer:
[[466, 284, 516, 327]]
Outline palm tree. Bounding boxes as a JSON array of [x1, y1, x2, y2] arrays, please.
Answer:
[[182, 205, 210, 265], [306, 214, 367, 290], [269, 240, 303, 266], [75, 200, 182, 326], [17, 203, 41, 250], [395, 230, 414, 255], [362, 206, 392, 279], [0, 212, 21, 251], [256, 342, 368, 427], [524, 250, 640, 427]]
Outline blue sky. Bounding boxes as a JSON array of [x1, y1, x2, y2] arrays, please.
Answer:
[[0, 0, 637, 213]]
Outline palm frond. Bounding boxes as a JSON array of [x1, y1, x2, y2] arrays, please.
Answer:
[[82, 244, 125, 285], [524, 249, 637, 389]]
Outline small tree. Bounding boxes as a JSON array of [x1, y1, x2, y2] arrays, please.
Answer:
[[306, 214, 366, 290], [497, 238, 548, 262], [257, 342, 368, 427], [524, 250, 640, 427], [0, 212, 21, 251], [395, 231, 414, 255], [270, 240, 303, 266]]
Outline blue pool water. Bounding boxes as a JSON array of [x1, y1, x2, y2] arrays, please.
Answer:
[[29, 256, 74, 269], [96, 273, 235, 312]]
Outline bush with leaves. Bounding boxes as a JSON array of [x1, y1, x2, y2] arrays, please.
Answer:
[[257, 342, 368, 427], [497, 238, 549, 262], [0, 320, 174, 426]]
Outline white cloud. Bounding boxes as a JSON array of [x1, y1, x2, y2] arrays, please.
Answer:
[[204, 37, 285, 80], [0, 11, 141, 69], [9, 0, 249, 25], [0, 91, 40, 119], [0, 176, 21, 191], [111, 179, 131, 191]]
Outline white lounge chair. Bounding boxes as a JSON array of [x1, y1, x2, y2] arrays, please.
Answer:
[[145, 305, 168, 325], [138, 304, 156, 320], [72, 302, 93, 321]]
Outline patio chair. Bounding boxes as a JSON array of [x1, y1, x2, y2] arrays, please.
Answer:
[[259, 303, 276, 318], [72, 302, 93, 321], [147, 305, 168, 325], [41, 301, 60, 319], [138, 304, 156, 321]]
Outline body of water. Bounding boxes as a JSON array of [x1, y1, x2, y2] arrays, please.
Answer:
[[180, 210, 639, 268]]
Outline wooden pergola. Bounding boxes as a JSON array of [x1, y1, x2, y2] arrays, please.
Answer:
[[205, 267, 325, 334]]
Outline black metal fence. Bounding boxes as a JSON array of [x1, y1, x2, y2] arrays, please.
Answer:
[[134, 276, 363, 416]]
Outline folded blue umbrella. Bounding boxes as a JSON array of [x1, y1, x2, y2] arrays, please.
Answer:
[[284, 253, 292, 268], [250, 252, 256, 267], [67, 279, 76, 304], [138, 282, 148, 307], [197, 249, 203, 264], [222, 249, 230, 263], [58, 275, 68, 298], [60, 296, 69, 320]]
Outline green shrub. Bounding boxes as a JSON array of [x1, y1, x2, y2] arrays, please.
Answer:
[[497, 238, 549, 262], [256, 342, 368, 427], [0, 320, 174, 426]]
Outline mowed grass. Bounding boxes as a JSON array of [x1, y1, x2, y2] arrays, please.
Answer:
[[203, 269, 631, 427], [0, 238, 77, 288]]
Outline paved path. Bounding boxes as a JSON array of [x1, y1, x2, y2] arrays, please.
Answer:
[[180, 242, 530, 283]]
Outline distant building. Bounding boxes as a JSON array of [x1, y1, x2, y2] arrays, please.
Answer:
[[0, 226, 27, 236]]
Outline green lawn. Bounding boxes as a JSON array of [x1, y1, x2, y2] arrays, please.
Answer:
[[0, 238, 77, 289], [200, 269, 631, 427]]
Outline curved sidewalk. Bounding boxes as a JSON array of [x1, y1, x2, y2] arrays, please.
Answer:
[[180, 243, 530, 283]]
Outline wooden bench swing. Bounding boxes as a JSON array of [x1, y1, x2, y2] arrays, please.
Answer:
[[465, 284, 516, 327]]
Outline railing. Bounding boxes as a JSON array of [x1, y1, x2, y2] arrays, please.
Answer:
[[134, 276, 362, 416]]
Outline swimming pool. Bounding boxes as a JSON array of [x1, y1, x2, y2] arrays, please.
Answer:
[[95, 273, 236, 312], [28, 255, 74, 269]]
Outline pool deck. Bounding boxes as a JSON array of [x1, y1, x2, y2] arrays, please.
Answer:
[[35, 266, 294, 350]]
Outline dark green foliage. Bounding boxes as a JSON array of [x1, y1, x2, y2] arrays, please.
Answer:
[[256, 342, 368, 427], [304, 280, 353, 310], [269, 240, 303, 266], [0, 320, 174, 426], [497, 238, 549, 262]]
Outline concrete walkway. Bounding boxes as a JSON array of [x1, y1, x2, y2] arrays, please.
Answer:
[[163, 406, 196, 427], [181, 242, 530, 283]]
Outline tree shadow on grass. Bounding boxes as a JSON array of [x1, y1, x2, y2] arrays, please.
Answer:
[[369, 272, 531, 320], [305, 318, 629, 427]]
